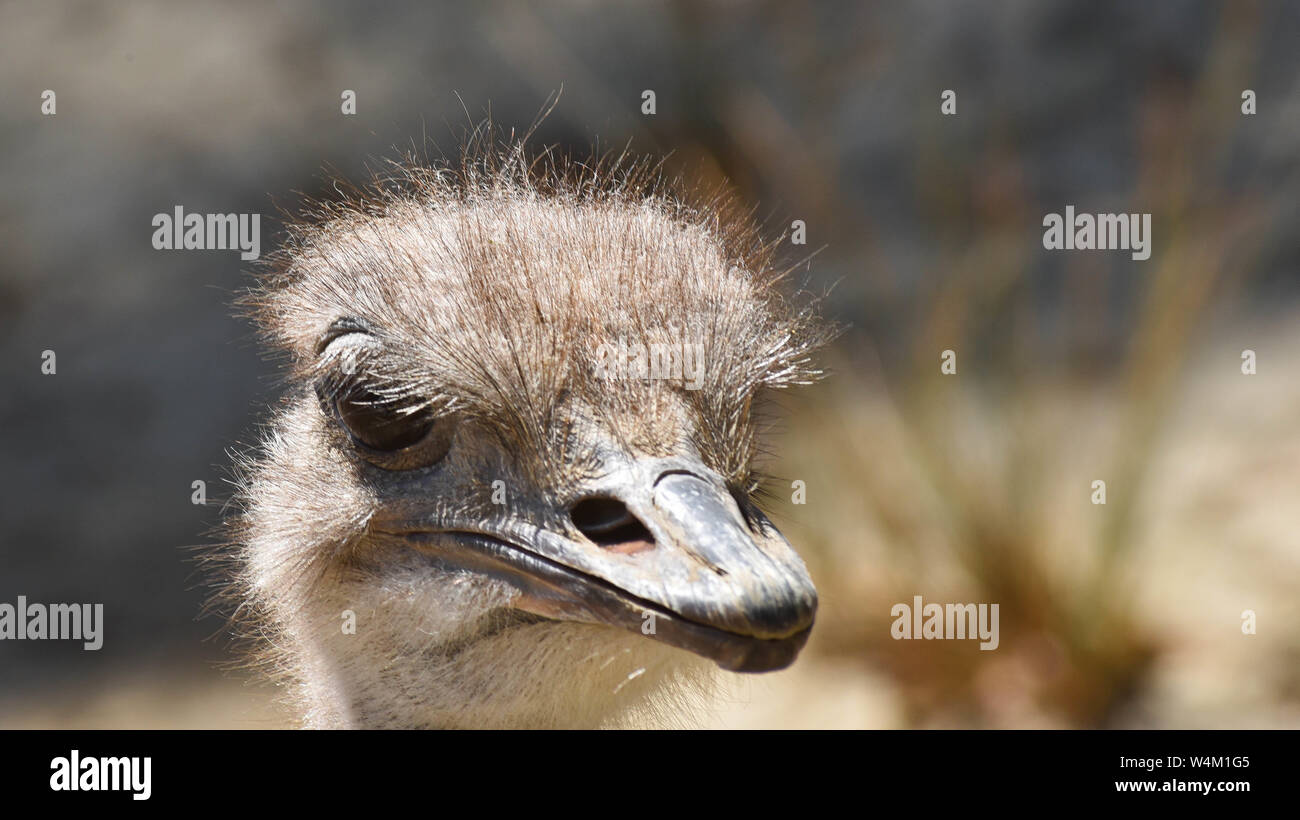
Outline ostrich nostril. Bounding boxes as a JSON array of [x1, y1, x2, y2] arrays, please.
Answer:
[[568, 496, 656, 554]]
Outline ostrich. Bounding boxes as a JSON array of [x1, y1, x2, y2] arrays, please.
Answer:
[[225, 145, 830, 728]]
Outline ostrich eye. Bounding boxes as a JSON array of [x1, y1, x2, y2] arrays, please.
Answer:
[[335, 386, 435, 452]]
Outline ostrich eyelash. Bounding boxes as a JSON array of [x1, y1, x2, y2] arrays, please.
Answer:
[[314, 315, 376, 354]]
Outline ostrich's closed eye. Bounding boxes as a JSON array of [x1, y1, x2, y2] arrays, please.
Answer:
[[336, 386, 433, 452], [326, 386, 454, 473]]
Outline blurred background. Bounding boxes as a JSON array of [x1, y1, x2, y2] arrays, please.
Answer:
[[1, 0, 1297, 728]]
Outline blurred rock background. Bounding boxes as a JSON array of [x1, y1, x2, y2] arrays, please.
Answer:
[[0, 0, 1296, 728]]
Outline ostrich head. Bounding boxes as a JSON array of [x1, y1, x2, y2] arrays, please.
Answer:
[[228, 148, 829, 728]]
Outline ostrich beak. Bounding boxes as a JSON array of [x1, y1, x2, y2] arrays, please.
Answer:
[[386, 456, 817, 673]]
